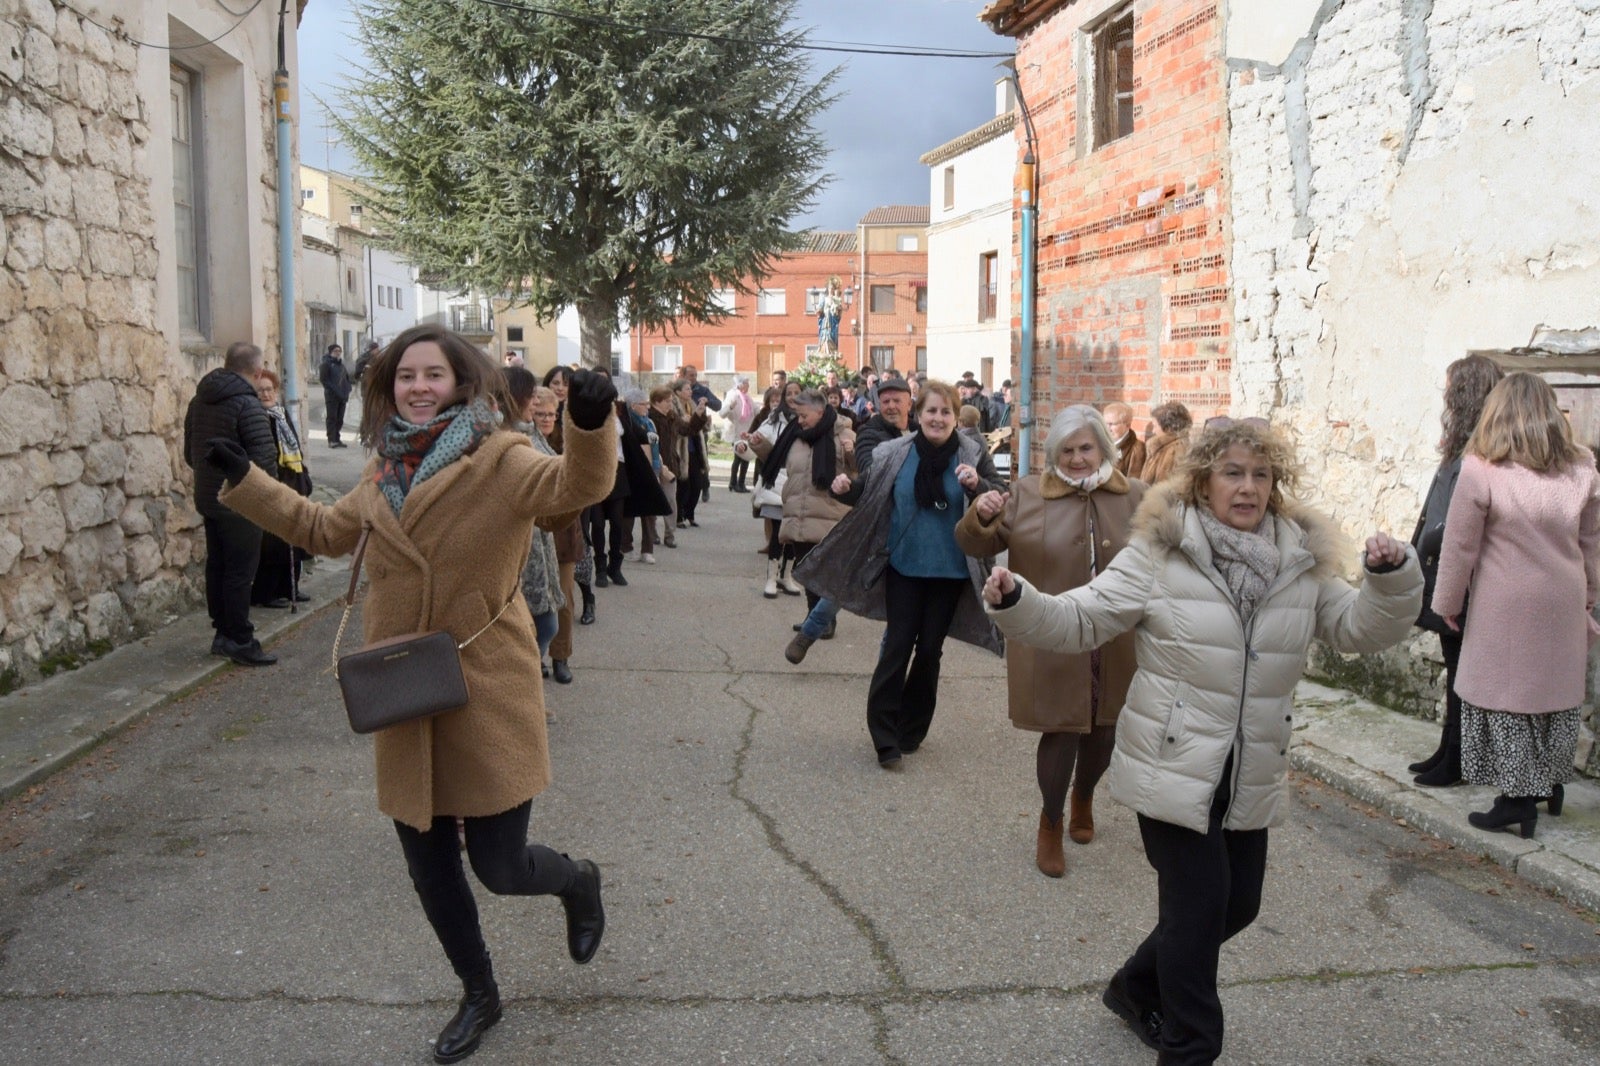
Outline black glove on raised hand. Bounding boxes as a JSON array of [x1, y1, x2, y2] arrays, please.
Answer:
[[204, 438, 252, 484], [566, 369, 618, 431]]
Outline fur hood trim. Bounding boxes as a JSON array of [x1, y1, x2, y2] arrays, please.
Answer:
[[1129, 482, 1354, 582]]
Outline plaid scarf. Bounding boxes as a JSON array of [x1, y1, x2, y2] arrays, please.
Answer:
[[373, 399, 497, 515]]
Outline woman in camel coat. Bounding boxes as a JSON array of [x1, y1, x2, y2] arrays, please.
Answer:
[[955, 405, 1143, 878], [205, 325, 617, 1064]]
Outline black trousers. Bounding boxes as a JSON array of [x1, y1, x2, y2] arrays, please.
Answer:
[[588, 471, 628, 569], [324, 391, 347, 443], [1436, 629, 1463, 760], [865, 567, 965, 760], [394, 802, 576, 982], [1117, 778, 1269, 1066], [729, 454, 749, 489], [676, 470, 704, 524], [203, 511, 262, 645]]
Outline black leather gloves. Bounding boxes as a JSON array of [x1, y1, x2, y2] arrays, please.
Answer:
[[566, 369, 619, 431], [204, 438, 252, 484]]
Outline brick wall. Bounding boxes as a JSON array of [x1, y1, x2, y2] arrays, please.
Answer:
[[1010, 1, 1230, 455]]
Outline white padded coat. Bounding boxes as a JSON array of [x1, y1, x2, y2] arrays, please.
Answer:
[[987, 485, 1422, 833]]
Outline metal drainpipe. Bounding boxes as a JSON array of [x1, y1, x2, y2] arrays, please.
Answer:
[[274, 5, 298, 423], [1017, 150, 1037, 477]]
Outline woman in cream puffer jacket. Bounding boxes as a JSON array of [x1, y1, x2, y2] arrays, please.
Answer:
[[983, 421, 1421, 1066]]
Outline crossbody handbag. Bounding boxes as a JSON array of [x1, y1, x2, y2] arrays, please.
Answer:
[[332, 525, 516, 734]]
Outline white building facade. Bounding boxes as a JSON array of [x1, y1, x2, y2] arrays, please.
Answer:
[[920, 83, 1017, 386]]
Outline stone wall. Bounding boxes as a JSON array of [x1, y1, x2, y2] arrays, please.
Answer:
[[1227, 0, 1600, 772], [0, 0, 293, 690]]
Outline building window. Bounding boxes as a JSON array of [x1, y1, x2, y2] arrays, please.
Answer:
[[978, 252, 999, 322], [301, 188, 315, 201], [710, 288, 736, 313], [870, 285, 895, 313], [870, 345, 895, 370], [507, 326, 524, 342], [705, 344, 734, 372], [804, 287, 823, 314], [916, 347, 928, 373], [378, 287, 388, 308], [349, 204, 364, 220], [898, 234, 919, 252], [652, 344, 683, 372], [943, 166, 955, 210], [1092, 5, 1136, 148], [915, 286, 928, 314], [393, 287, 402, 310], [757, 288, 786, 315], [170, 64, 207, 340], [804, 344, 820, 359], [346, 268, 356, 292]]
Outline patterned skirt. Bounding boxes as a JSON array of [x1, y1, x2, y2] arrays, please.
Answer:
[[1459, 699, 1580, 797]]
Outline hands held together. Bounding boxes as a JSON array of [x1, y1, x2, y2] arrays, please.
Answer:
[[981, 566, 1017, 607], [973, 490, 1009, 521]]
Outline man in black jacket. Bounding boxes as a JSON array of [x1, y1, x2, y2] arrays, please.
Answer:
[[183, 342, 280, 666], [319, 343, 353, 447], [852, 376, 912, 475]]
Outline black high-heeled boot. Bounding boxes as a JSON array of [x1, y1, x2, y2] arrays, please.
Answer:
[[1467, 794, 1538, 838], [433, 969, 502, 1063], [579, 584, 596, 625], [1543, 782, 1564, 817], [1413, 731, 1461, 787]]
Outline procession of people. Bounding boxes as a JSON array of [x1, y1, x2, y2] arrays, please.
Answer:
[[189, 329, 1597, 1065]]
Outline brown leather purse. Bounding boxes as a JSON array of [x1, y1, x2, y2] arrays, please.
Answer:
[[332, 525, 513, 734]]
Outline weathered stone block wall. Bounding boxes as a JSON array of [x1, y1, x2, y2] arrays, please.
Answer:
[[1011, 0, 1232, 459], [1227, 0, 1600, 772], [0, 1, 204, 688]]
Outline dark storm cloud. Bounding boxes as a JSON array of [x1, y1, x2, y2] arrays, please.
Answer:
[[296, 0, 1011, 230]]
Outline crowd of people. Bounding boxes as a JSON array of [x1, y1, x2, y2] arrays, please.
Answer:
[[184, 328, 1598, 1066]]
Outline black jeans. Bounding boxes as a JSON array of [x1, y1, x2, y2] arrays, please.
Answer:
[[676, 471, 703, 524], [1118, 778, 1269, 1066], [1437, 629, 1463, 758], [203, 511, 262, 645], [324, 392, 347, 444], [865, 567, 966, 760], [394, 802, 576, 981], [729, 454, 749, 489]]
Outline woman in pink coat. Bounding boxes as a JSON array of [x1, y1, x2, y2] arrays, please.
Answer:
[[1431, 373, 1600, 838]]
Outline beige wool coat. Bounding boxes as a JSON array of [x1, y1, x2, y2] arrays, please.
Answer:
[[219, 415, 618, 830], [955, 467, 1144, 733], [747, 416, 858, 545]]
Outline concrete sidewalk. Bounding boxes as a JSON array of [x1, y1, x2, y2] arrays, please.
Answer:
[[2, 459, 1597, 915]]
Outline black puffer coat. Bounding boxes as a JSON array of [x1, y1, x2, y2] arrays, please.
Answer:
[[183, 369, 277, 517]]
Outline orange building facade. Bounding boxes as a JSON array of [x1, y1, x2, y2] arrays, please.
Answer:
[[631, 208, 929, 384], [983, 0, 1232, 445]]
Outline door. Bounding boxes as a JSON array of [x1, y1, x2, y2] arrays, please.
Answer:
[[756, 345, 784, 387]]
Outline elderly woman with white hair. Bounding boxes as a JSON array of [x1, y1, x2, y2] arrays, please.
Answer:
[[956, 405, 1145, 878], [722, 374, 759, 493]]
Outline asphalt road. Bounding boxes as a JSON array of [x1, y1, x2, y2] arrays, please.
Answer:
[[1, 479, 1598, 1065]]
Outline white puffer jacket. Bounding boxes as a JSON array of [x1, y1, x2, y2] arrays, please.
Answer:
[[987, 485, 1422, 833]]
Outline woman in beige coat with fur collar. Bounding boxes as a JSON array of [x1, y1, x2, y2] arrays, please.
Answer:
[[205, 325, 618, 1064], [982, 421, 1420, 1066]]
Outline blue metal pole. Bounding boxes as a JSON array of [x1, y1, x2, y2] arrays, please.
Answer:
[[274, 20, 298, 424], [1016, 155, 1037, 478]]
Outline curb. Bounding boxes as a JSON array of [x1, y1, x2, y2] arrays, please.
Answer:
[[0, 558, 351, 805], [1292, 742, 1600, 914]]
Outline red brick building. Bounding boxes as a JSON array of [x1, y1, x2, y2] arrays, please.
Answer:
[[981, 0, 1232, 442], [630, 208, 929, 383]]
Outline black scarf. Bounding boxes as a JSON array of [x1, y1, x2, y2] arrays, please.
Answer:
[[761, 406, 837, 491], [912, 430, 961, 511]]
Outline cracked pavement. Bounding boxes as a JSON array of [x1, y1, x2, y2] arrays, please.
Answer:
[[2, 492, 1599, 1065]]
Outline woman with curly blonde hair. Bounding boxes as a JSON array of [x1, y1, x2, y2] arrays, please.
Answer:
[[981, 419, 1421, 1065], [1431, 372, 1600, 838]]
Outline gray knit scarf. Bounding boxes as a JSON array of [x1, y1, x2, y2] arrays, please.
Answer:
[[1197, 507, 1279, 624]]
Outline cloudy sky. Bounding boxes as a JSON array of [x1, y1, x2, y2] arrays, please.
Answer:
[[296, 0, 1015, 231]]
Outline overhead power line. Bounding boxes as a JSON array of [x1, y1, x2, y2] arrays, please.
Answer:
[[68, 0, 268, 52], [470, 0, 1016, 59]]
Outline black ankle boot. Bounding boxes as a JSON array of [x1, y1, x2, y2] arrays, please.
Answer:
[[1413, 744, 1461, 787], [1467, 794, 1538, 838], [579, 585, 596, 625], [559, 858, 606, 964], [433, 971, 502, 1063], [1543, 782, 1564, 817], [1408, 745, 1445, 775]]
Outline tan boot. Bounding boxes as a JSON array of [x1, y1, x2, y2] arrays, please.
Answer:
[[1036, 811, 1066, 878], [1068, 788, 1095, 845]]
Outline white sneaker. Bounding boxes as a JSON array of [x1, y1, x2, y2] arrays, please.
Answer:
[[639, 552, 656, 565]]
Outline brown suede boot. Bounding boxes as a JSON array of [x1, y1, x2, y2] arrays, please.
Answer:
[[1068, 788, 1095, 845], [1036, 811, 1066, 878]]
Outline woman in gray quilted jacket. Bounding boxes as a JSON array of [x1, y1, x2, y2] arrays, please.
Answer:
[[982, 420, 1421, 1066]]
